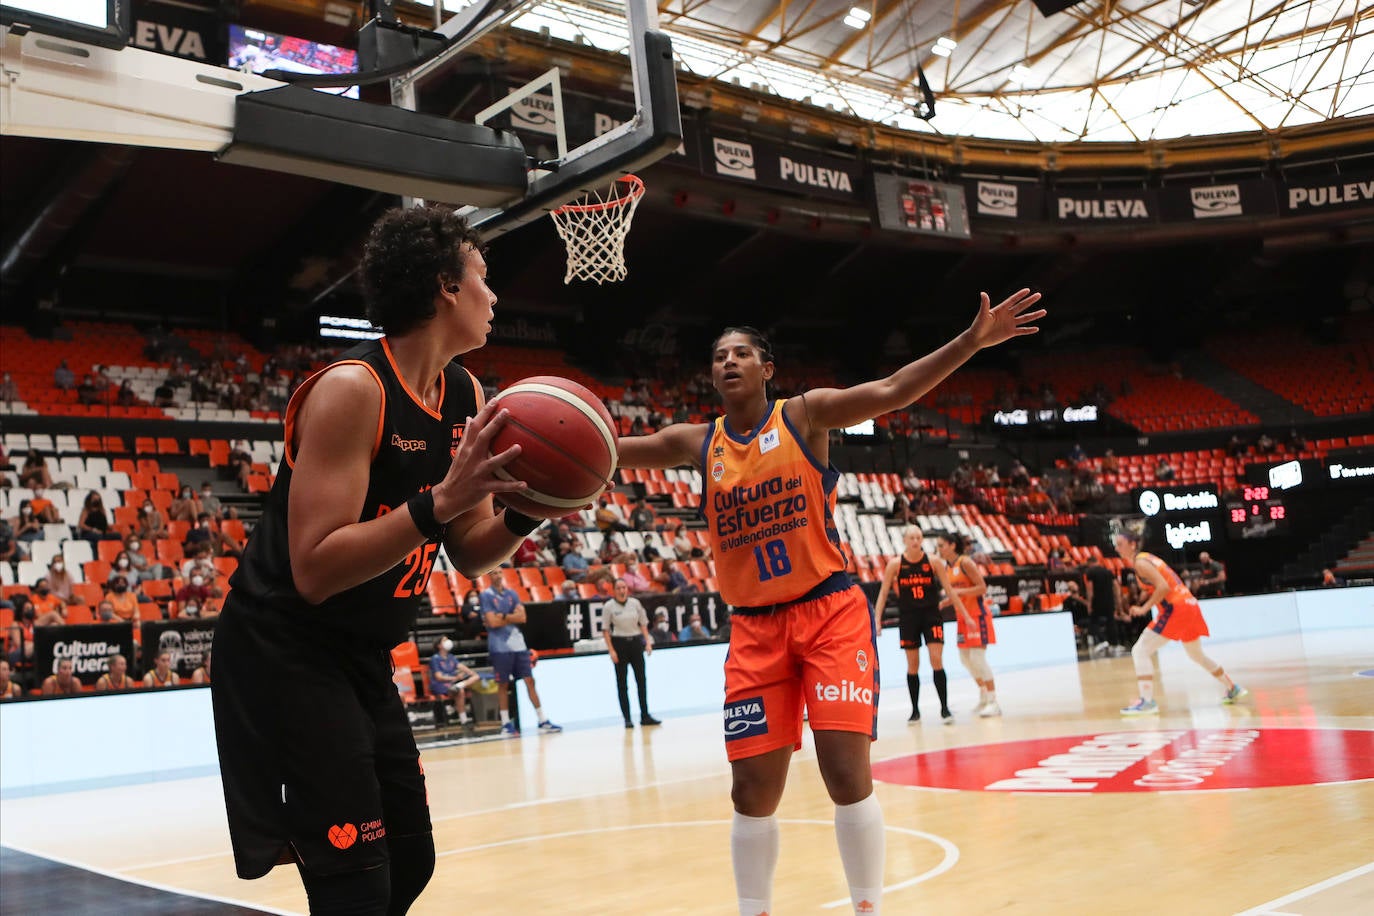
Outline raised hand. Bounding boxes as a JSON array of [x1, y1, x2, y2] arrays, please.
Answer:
[[966, 289, 1045, 350], [431, 400, 528, 522]]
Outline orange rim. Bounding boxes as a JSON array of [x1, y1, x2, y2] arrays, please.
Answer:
[[552, 174, 644, 215]]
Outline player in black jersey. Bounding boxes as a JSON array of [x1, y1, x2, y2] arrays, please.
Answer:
[[211, 205, 541, 915], [874, 526, 954, 724]]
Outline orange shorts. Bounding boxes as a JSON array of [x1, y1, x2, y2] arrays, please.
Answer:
[[956, 605, 996, 649], [722, 583, 878, 762], [1150, 598, 1210, 642]]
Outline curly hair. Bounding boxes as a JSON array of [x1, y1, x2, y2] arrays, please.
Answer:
[[358, 204, 485, 336]]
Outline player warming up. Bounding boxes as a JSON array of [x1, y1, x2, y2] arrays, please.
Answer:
[[210, 206, 543, 915], [936, 532, 1000, 717], [1114, 529, 1247, 715], [874, 526, 953, 724], [616, 289, 1043, 916]]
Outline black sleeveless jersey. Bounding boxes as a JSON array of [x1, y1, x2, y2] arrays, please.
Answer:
[[229, 338, 482, 650], [895, 554, 940, 614]]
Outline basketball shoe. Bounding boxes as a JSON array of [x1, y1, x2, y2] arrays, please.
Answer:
[[1120, 698, 1158, 716], [1222, 685, 1249, 704]]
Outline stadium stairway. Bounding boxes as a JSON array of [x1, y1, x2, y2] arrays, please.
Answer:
[[1277, 496, 1374, 587], [1179, 352, 1316, 428]]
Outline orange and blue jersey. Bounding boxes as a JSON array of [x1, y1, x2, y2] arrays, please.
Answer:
[[1138, 552, 1210, 642], [700, 400, 848, 607], [949, 558, 996, 648]]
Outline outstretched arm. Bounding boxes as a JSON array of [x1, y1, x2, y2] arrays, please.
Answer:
[[617, 423, 711, 471], [787, 289, 1044, 435]]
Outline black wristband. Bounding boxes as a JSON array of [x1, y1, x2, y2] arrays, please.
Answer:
[[502, 507, 543, 537], [407, 489, 447, 542]]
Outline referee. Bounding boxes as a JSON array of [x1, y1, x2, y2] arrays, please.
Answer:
[[602, 578, 661, 728]]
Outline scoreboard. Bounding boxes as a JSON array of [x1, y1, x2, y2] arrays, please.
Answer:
[[1225, 485, 1289, 539]]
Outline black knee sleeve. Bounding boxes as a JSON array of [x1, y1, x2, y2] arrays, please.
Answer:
[[296, 863, 390, 916], [387, 832, 436, 916]]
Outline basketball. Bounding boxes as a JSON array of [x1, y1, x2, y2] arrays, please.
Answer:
[[487, 376, 618, 519]]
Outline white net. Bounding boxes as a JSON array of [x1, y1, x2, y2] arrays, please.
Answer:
[[549, 175, 644, 284]]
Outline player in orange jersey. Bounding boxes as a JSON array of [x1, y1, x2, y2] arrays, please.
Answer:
[[1113, 529, 1247, 715], [935, 532, 1000, 717], [617, 290, 1043, 916]]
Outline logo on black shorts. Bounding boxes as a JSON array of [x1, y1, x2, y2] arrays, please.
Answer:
[[724, 696, 768, 741], [327, 823, 358, 849]]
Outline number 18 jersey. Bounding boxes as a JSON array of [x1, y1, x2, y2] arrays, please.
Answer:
[[700, 400, 847, 607]]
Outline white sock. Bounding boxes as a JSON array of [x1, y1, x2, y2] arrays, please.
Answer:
[[985, 690, 997, 704], [499, 709, 510, 724], [458, 711, 470, 724], [535, 706, 546, 723], [834, 793, 885, 915], [731, 812, 779, 916]]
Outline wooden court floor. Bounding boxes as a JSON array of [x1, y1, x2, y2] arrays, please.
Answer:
[[2, 628, 1371, 915]]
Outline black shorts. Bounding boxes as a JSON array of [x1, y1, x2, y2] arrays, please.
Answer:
[[211, 595, 431, 880], [898, 606, 946, 648]]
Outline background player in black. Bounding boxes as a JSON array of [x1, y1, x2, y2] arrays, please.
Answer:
[[211, 205, 539, 916], [1083, 554, 1122, 655], [874, 526, 953, 724]]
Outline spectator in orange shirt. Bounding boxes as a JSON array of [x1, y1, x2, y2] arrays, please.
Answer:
[[29, 577, 67, 621], [104, 575, 139, 622], [95, 654, 135, 691], [41, 658, 81, 696], [143, 651, 180, 687], [191, 647, 212, 684], [27, 487, 60, 524]]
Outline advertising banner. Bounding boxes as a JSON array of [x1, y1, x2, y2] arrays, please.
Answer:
[[522, 591, 728, 651], [140, 617, 216, 679], [964, 179, 1044, 221], [131, 0, 224, 63], [704, 133, 862, 202], [33, 623, 136, 686], [1157, 180, 1278, 221], [1280, 171, 1374, 215], [1050, 188, 1158, 224]]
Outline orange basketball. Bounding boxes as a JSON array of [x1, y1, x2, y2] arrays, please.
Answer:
[[488, 376, 618, 520]]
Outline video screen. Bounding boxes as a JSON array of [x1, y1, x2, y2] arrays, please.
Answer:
[[227, 24, 358, 99], [4, 0, 107, 27]]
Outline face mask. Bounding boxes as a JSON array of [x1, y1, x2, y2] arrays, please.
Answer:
[[467, 597, 479, 606], [118, 559, 131, 568], [21, 508, 31, 516], [113, 584, 128, 593], [36, 586, 48, 596], [99, 609, 114, 621], [439, 639, 453, 651], [191, 576, 204, 587], [52, 562, 63, 572], [183, 491, 192, 498], [202, 491, 212, 498], [184, 605, 199, 616], [22, 609, 35, 620], [129, 542, 140, 552], [143, 504, 154, 512]]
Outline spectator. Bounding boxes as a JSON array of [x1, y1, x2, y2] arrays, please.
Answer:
[[103, 575, 139, 622], [95, 654, 135, 691], [137, 499, 168, 541], [554, 580, 580, 602], [1286, 428, 1305, 451], [656, 558, 696, 594], [205, 516, 244, 559], [181, 544, 216, 581], [75, 490, 117, 544], [1067, 443, 1086, 464], [1046, 547, 1067, 571], [94, 600, 118, 623], [53, 358, 74, 391], [0, 372, 19, 403], [666, 527, 694, 562], [1320, 568, 1345, 588], [648, 609, 676, 646], [27, 487, 60, 524], [593, 495, 631, 547], [454, 588, 484, 642], [1008, 459, 1032, 489], [428, 636, 479, 729], [481, 580, 562, 736], [7, 600, 40, 665], [125, 535, 167, 581], [1101, 450, 1119, 473], [199, 483, 232, 521], [0, 517, 15, 567], [109, 550, 142, 588], [602, 578, 659, 728], [0, 659, 20, 699], [176, 569, 220, 608], [678, 612, 712, 642], [115, 379, 137, 407], [191, 648, 212, 684], [11, 501, 44, 556], [143, 651, 180, 687], [1154, 457, 1176, 482], [629, 497, 657, 532], [559, 541, 590, 581], [46, 556, 76, 604], [30, 577, 67, 622], [18, 449, 51, 489], [183, 511, 214, 552], [1193, 552, 1226, 598], [621, 564, 652, 594], [76, 373, 101, 406], [228, 438, 254, 489], [1256, 433, 1276, 454], [888, 492, 913, 525], [41, 658, 81, 696], [901, 466, 923, 495], [169, 485, 202, 523], [1226, 434, 1247, 458], [1061, 582, 1090, 633]]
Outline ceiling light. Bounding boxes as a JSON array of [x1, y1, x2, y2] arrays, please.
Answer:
[[1009, 65, 1032, 84], [936, 36, 957, 52], [844, 7, 871, 29], [931, 43, 951, 57]]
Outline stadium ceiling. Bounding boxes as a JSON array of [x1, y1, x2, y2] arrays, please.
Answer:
[[487, 0, 1373, 143]]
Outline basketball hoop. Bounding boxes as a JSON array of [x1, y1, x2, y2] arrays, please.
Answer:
[[550, 174, 645, 284]]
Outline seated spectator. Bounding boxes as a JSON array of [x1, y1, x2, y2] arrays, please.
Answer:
[[28, 487, 60, 524], [639, 532, 664, 562], [666, 527, 694, 562], [1257, 432, 1276, 454], [125, 535, 167, 581], [559, 541, 590, 581], [1154, 458, 1176, 482], [94, 600, 118, 623], [205, 516, 244, 559], [553, 580, 581, 602], [1286, 428, 1305, 451], [169, 485, 202, 523], [901, 466, 923, 495], [76, 373, 101, 406], [191, 648, 212, 684], [0, 371, 17, 403], [143, 651, 180, 687], [115, 379, 136, 407], [30, 578, 67, 621], [1067, 443, 1086, 464], [42, 658, 81, 696], [1009, 459, 1032, 488], [228, 438, 254, 489], [109, 551, 143, 588], [76, 490, 118, 544], [888, 492, 913, 525], [598, 534, 637, 566], [176, 569, 221, 607], [657, 558, 697, 594], [181, 543, 216, 581], [594, 496, 631, 546], [621, 565, 652, 594], [53, 358, 74, 391], [10, 502, 43, 557], [1046, 547, 1067, 571], [182, 512, 213, 552], [428, 637, 480, 728], [1318, 568, 1344, 588], [0, 518, 15, 567], [629, 497, 657, 532], [678, 613, 712, 642], [103, 576, 139, 622], [137, 499, 168, 541], [1100, 450, 1119, 473], [455, 588, 485, 641], [7, 600, 42, 665], [546, 521, 575, 557], [1226, 434, 1247, 458], [649, 610, 676, 646], [199, 483, 233, 521], [95, 654, 135, 691], [0, 659, 20, 699], [46, 556, 76, 604], [18, 449, 51, 489]]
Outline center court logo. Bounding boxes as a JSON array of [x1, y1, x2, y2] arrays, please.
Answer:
[[871, 728, 1374, 792], [724, 695, 768, 741]]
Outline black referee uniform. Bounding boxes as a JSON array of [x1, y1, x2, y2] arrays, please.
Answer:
[[211, 339, 481, 883], [894, 553, 951, 720]]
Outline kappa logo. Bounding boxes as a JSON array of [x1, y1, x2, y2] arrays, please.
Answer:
[[712, 461, 726, 481], [856, 649, 869, 673], [857, 902, 875, 914], [392, 434, 427, 452], [327, 823, 358, 850], [759, 429, 780, 455], [724, 695, 769, 741]]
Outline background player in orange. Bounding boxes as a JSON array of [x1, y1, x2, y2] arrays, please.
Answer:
[[935, 532, 1000, 717], [1113, 529, 1247, 715], [617, 289, 1043, 916], [874, 526, 953, 724]]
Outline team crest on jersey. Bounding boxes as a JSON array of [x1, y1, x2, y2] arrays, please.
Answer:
[[760, 429, 780, 455], [856, 649, 869, 673], [450, 423, 465, 457], [712, 461, 725, 481]]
